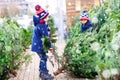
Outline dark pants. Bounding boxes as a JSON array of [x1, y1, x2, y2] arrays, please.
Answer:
[[37, 52, 48, 73]]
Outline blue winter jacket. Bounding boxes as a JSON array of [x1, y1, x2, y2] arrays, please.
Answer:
[[31, 15, 50, 53], [81, 20, 92, 33]]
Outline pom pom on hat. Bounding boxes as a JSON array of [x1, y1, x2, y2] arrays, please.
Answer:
[[80, 10, 89, 20], [35, 5, 41, 11]]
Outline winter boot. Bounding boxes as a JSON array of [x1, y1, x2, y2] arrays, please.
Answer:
[[40, 72, 54, 80]]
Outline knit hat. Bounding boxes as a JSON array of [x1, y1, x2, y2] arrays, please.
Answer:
[[35, 4, 49, 20], [80, 10, 89, 20]]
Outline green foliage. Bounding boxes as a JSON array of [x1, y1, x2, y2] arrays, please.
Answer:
[[64, 30, 98, 78], [64, 0, 120, 79], [20, 26, 32, 49], [47, 16, 57, 43], [47, 16, 54, 27], [47, 16, 60, 66], [42, 36, 51, 53], [0, 19, 32, 79]]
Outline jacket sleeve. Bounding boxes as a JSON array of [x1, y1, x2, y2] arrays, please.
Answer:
[[87, 22, 93, 32]]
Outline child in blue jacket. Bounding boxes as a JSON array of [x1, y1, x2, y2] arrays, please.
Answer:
[[31, 5, 54, 80], [80, 10, 92, 33]]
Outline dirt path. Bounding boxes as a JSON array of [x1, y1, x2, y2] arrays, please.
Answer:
[[9, 40, 70, 80]]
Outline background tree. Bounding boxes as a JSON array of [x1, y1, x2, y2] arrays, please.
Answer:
[[0, 2, 19, 18]]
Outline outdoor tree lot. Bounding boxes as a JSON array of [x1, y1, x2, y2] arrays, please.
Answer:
[[0, 0, 120, 80], [0, 15, 56, 79], [0, 18, 32, 79], [64, 0, 120, 80], [0, 3, 34, 79]]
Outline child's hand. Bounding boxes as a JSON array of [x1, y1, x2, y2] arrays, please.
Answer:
[[49, 48, 53, 53]]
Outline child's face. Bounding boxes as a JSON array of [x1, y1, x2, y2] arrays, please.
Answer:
[[81, 20, 87, 24]]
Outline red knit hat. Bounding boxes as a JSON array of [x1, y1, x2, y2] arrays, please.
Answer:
[[34, 4, 49, 20], [35, 4, 44, 14]]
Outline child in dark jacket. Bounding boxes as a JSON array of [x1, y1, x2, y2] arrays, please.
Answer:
[[80, 10, 92, 33], [31, 5, 54, 80]]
